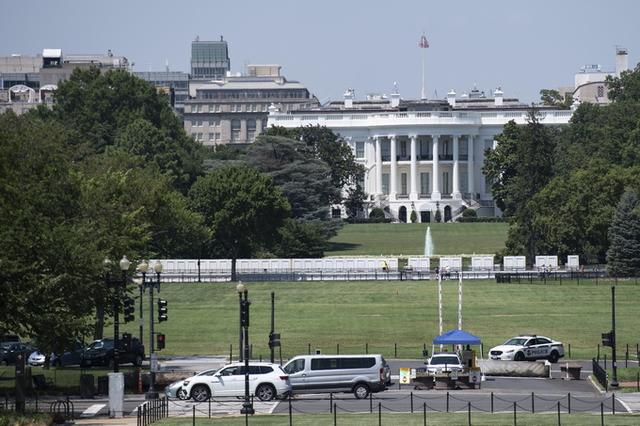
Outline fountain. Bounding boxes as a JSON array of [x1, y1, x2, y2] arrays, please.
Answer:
[[424, 226, 434, 257]]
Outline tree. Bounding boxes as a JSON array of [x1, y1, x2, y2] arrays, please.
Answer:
[[606, 190, 640, 277], [539, 89, 572, 108], [189, 165, 291, 281], [51, 68, 203, 191], [265, 125, 365, 203], [434, 203, 442, 223], [344, 184, 367, 220], [410, 209, 418, 223], [606, 64, 640, 103], [271, 219, 327, 258]]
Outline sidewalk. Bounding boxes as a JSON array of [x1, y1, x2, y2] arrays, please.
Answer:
[[74, 417, 138, 426], [616, 392, 640, 413]]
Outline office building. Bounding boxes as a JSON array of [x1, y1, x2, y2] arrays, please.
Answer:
[[190, 36, 230, 80]]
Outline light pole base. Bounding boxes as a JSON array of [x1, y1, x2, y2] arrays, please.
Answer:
[[145, 391, 159, 400]]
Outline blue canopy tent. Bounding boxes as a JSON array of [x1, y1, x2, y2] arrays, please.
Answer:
[[433, 329, 481, 346]]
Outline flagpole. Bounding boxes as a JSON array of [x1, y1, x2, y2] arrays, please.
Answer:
[[421, 47, 426, 100]]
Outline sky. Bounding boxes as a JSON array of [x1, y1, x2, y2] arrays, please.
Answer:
[[2, 0, 639, 103]]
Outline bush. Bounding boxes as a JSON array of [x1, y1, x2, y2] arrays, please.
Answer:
[[457, 216, 507, 223], [345, 217, 392, 224], [410, 210, 417, 223], [462, 208, 477, 218], [368, 208, 387, 222], [434, 208, 442, 223]]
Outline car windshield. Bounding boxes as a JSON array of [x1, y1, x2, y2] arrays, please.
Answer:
[[504, 338, 528, 346], [430, 356, 460, 365]]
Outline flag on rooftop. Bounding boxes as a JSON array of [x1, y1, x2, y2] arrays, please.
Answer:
[[419, 34, 429, 48]]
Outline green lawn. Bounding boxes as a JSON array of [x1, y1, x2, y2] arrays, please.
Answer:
[[326, 223, 508, 257], [119, 279, 640, 361], [156, 412, 637, 426]]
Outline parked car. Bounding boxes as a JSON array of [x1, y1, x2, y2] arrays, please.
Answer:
[[489, 335, 565, 363], [51, 341, 85, 367], [283, 354, 391, 399], [28, 351, 46, 367], [164, 379, 189, 400], [182, 362, 291, 402], [0, 343, 37, 366], [81, 338, 145, 368], [426, 353, 465, 374]]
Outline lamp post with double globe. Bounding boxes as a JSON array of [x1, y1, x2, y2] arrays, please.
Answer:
[[236, 282, 254, 417]]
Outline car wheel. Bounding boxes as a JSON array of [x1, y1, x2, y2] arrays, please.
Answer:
[[134, 354, 143, 367], [548, 351, 559, 363], [256, 384, 276, 401], [177, 388, 189, 400], [514, 352, 525, 361], [353, 383, 370, 399], [191, 385, 210, 402]]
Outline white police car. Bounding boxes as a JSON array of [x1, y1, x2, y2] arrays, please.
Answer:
[[489, 335, 564, 363]]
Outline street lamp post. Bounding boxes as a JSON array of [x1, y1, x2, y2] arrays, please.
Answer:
[[115, 256, 131, 373], [137, 260, 148, 351], [237, 282, 254, 417], [238, 289, 244, 362], [145, 260, 163, 399]]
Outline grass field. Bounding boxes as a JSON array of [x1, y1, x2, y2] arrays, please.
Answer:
[[119, 279, 640, 361], [326, 223, 508, 256], [155, 412, 637, 426]]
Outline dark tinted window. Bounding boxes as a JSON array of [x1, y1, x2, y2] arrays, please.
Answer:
[[259, 366, 273, 374], [311, 357, 376, 370]]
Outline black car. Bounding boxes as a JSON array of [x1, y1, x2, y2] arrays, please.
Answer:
[[51, 341, 85, 367], [0, 342, 37, 366], [81, 338, 145, 368]]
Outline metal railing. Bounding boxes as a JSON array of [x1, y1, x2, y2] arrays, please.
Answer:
[[593, 358, 608, 391], [137, 397, 168, 426]]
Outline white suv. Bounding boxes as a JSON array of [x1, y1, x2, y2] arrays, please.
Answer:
[[489, 335, 564, 363], [182, 362, 291, 402], [426, 353, 465, 374]]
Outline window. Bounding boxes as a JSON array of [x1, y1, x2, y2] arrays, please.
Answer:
[[231, 119, 241, 142], [284, 359, 305, 374], [192, 105, 199, 113], [460, 169, 468, 193], [382, 173, 389, 194], [209, 105, 215, 112], [311, 358, 338, 370], [209, 133, 215, 141], [420, 140, 431, 160], [400, 173, 407, 195], [356, 141, 365, 158], [381, 140, 390, 161], [442, 171, 450, 193], [420, 173, 430, 195], [400, 140, 407, 158], [310, 357, 375, 370], [247, 119, 257, 141]]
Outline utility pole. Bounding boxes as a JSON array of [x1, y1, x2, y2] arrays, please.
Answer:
[[270, 292, 275, 363]]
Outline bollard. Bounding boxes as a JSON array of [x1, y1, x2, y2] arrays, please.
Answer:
[[513, 402, 516, 426], [568, 392, 571, 414], [370, 392, 373, 413], [395, 343, 397, 358], [604, 354, 607, 370], [337, 343, 340, 355], [557, 401, 561, 426], [366, 342, 368, 354], [625, 345, 629, 368], [308, 343, 311, 355], [601, 402, 604, 426], [411, 391, 414, 413], [612, 392, 616, 415], [259, 354, 262, 362], [208, 396, 211, 418], [568, 344, 571, 359], [378, 402, 381, 426], [229, 344, 232, 362], [288, 394, 292, 426], [637, 372, 639, 392], [192, 405, 195, 426], [446, 392, 450, 412], [333, 403, 337, 426], [491, 392, 494, 413], [597, 344, 600, 362]]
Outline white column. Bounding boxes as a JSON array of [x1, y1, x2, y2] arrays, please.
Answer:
[[467, 135, 475, 196], [375, 136, 382, 197], [431, 135, 441, 200], [452, 135, 461, 199], [410, 135, 418, 199], [389, 135, 397, 200]]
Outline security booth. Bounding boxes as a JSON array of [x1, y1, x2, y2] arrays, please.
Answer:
[[414, 329, 483, 390]]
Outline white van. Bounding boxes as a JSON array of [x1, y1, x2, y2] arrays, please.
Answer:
[[283, 354, 391, 399]]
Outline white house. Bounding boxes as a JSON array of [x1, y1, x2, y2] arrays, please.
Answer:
[[268, 87, 572, 222]]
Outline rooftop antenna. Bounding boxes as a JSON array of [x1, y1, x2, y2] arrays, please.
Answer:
[[419, 32, 429, 100], [165, 59, 169, 72]]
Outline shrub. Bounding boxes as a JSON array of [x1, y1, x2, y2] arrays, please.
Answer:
[[462, 208, 478, 218], [410, 210, 418, 223], [368, 208, 386, 222], [457, 216, 507, 223], [434, 208, 442, 223]]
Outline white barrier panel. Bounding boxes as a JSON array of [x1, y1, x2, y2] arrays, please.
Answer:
[[535, 256, 558, 270], [439, 257, 462, 271], [471, 256, 494, 271], [408, 257, 430, 271], [567, 255, 580, 270], [504, 256, 526, 271]]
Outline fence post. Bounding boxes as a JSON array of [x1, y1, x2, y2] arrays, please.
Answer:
[[370, 392, 373, 413], [330, 392, 333, 413], [604, 354, 607, 370], [288, 393, 292, 426], [625, 344, 629, 368], [410, 391, 414, 413], [597, 344, 600, 362], [468, 401, 471, 426], [229, 344, 232, 362], [637, 372, 639, 392], [378, 402, 381, 426], [568, 392, 571, 414], [446, 392, 450, 412], [366, 342, 368, 354], [423, 402, 427, 426], [333, 403, 337, 426], [394, 343, 397, 358], [208, 396, 211, 418], [491, 392, 494, 413], [192, 405, 195, 426], [531, 392, 535, 414], [612, 392, 616, 415], [513, 402, 516, 426], [308, 343, 311, 355], [568, 344, 571, 359], [557, 401, 561, 426], [601, 402, 604, 426], [337, 343, 339, 355]]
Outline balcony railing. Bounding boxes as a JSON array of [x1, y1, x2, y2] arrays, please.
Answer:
[[439, 154, 453, 161]]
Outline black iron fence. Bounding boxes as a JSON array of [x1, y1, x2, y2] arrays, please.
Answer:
[[137, 397, 168, 426], [593, 357, 608, 391], [495, 270, 611, 284]]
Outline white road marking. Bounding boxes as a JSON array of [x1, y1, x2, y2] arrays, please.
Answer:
[[80, 403, 106, 417]]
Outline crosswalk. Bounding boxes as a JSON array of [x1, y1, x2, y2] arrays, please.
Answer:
[[162, 398, 280, 417]]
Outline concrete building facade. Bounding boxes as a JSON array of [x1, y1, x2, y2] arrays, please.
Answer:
[[183, 65, 318, 146]]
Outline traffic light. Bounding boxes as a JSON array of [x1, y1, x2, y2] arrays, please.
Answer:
[[157, 299, 168, 322], [156, 333, 166, 350], [240, 299, 251, 327], [121, 332, 132, 351], [123, 297, 135, 323], [602, 331, 615, 347], [268, 332, 281, 349]]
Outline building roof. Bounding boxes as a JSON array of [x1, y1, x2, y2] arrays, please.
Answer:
[[42, 49, 62, 58]]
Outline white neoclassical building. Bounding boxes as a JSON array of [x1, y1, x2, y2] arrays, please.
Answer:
[[268, 88, 573, 222]]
